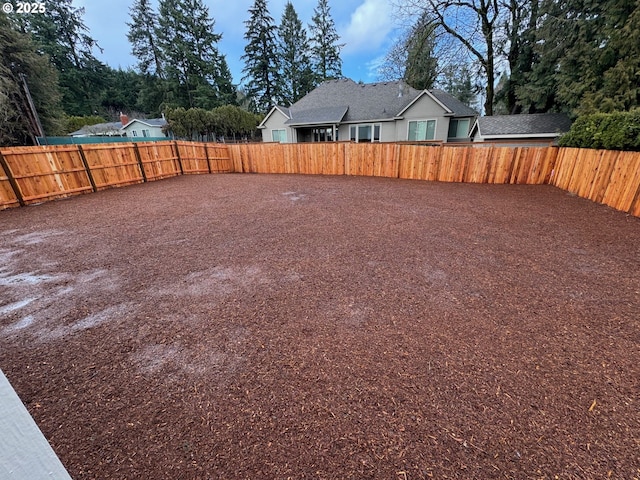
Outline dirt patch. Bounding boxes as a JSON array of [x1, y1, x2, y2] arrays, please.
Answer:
[[1, 174, 639, 479]]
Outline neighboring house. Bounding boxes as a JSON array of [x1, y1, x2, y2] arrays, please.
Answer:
[[68, 113, 170, 139], [471, 113, 572, 145], [69, 121, 123, 138], [121, 116, 169, 139], [259, 78, 478, 144]]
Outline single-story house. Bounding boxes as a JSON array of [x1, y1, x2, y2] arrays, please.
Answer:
[[471, 113, 572, 145], [69, 121, 124, 138], [121, 117, 169, 138], [259, 78, 478, 144]]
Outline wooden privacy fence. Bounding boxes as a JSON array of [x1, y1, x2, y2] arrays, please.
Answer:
[[228, 143, 558, 184], [0, 141, 232, 208], [1, 141, 639, 217]]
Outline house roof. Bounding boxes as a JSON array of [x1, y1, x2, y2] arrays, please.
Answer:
[[285, 106, 348, 126], [122, 118, 167, 129], [69, 121, 123, 136], [474, 113, 572, 138], [274, 79, 477, 126], [430, 90, 478, 117]]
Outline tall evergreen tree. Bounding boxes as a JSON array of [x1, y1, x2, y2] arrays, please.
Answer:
[[242, 0, 281, 113], [0, 13, 64, 145], [278, 2, 314, 105], [438, 64, 478, 108], [404, 13, 438, 90], [156, 0, 235, 109], [309, 0, 343, 82], [500, 0, 540, 114], [127, 0, 164, 78], [519, 0, 640, 114], [13, 0, 108, 115]]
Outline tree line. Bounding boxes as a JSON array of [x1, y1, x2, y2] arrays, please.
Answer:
[[0, 0, 343, 145], [384, 0, 640, 118], [2, 0, 637, 147]]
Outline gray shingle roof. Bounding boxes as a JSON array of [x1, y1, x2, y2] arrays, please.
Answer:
[[123, 118, 167, 128], [285, 106, 348, 126], [430, 89, 478, 117], [477, 113, 572, 136], [284, 79, 476, 125], [70, 121, 123, 136]]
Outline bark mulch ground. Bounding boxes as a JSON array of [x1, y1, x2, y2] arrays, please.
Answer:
[[0, 174, 638, 480]]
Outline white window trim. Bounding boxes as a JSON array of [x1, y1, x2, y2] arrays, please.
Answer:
[[350, 123, 382, 143], [271, 129, 287, 143], [407, 119, 437, 141]]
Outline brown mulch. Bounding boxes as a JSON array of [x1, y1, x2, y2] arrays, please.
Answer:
[[0, 174, 639, 479]]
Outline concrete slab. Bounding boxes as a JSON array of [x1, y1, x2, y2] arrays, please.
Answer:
[[0, 369, 72, 479]]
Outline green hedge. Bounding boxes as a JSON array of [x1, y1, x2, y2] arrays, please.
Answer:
[[559, 109, 640, 151]]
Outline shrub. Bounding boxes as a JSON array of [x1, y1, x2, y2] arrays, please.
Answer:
[[559, 109, 640, 151]]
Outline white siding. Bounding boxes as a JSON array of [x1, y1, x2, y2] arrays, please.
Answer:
[[122, 121, 165, 138]]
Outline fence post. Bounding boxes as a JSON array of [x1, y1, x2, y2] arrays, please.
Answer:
[[0, 151, 25, 207], [173, 141, 184, 175], [132, 143, 147, 182], [204, 143, 212, 174], [76, 145, 97, 193]]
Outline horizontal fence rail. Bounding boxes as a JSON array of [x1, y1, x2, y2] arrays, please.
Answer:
[[1, 141, 639, 217]]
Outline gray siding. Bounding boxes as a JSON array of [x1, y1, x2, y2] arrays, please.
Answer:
[[395, 94, 450, 141], [260, 110, 295, 143]]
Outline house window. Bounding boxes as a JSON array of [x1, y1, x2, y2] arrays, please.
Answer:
[[272, 129, 287, 142], [408, 120, 436, 141], [142, 129, 150, 137], [350, 123, 382, 142], [448, 118, 470, 138], [313, 127, 333, 142], [131, 130, 138, 137]]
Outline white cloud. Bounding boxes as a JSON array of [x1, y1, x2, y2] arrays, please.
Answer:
[[341, 0, 394, 55]]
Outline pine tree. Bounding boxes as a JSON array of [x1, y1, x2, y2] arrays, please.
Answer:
[[13, 0, 108, 115], [127, 0, 164, 78], [278, 2, 314, 105], [0, 13, 64, 145], [157, 0, 236, 109], [404, 13, 438, 90], [519, 0, 640, 114], [309, 0, 343, 82], [242, 0, 281, 113]]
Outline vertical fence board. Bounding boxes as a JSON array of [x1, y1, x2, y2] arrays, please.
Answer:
[[205, 144, 233, 173], [602, 151, 640, 212], [135, 141, 181, 180], [0, 154, 21, 209], [80, 143, 143, 189], [0, 145, 92, 203], [176, 141, 210, 174]]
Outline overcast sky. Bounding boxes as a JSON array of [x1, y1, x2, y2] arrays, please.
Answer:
[[73, 0, 403, 85]]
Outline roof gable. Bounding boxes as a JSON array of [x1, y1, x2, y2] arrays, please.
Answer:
[[258, 106, 291, 129], [292, 79, 423, 122], [289, 79, 477, 125], [122, 118, 167, 129]]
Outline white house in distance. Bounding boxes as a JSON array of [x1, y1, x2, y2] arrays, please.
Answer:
[[121, 114, 169, 138], [68, 113, 170, 139], [259, 78, 478, 144]]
